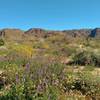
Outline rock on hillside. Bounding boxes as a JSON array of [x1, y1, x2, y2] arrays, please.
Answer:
[[63, 29, 91, 37], [90, 28, 100, 38], [25, 28, 47, 38], [25, 28, 65, 38], [0, 29, 25, 40]]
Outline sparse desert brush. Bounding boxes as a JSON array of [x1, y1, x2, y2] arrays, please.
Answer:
[[0, 28, 100, 100]]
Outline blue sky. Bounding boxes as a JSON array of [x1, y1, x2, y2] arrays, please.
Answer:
[[0, 0, 100, 30]]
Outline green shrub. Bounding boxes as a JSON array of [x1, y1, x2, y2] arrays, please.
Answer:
[[71, 51, 100, 66], [0, 39, 5, 46]]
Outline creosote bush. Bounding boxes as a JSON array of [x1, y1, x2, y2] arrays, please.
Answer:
[[71, 51, 100, 66]]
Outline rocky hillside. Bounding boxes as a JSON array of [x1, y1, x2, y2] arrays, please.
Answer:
[[0, 29, 24, 40], [0, 28, 100, 40]]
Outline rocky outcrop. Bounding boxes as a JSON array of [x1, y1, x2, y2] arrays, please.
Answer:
[[90, 28, 100, 38], [0, 29, 25, 40], [63, 29, 91, 37], [25, 28, 47, 37]]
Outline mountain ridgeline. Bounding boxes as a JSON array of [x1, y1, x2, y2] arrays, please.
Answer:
[[0, 28, 100, 40]]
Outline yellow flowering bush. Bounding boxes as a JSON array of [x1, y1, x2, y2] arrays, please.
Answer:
[[11, 44, 33, 58]]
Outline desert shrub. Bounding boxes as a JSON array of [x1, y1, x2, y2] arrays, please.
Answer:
[[0, 39, 5, 46], [62, 72, 100, 99], [9, 44, 33, 58], [61, 47, 76, 57], [71, 51, 100, 66], [6, 50, 30, 67]]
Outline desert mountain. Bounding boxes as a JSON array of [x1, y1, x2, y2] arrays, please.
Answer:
[[0, 28, 100, 39]]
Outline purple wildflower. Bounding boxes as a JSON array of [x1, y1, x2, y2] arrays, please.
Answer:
[[37, 84, 43, 93], [25, 63, 30, 72], [15, 73, 19, 83], [37, 67, 45, 78]]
